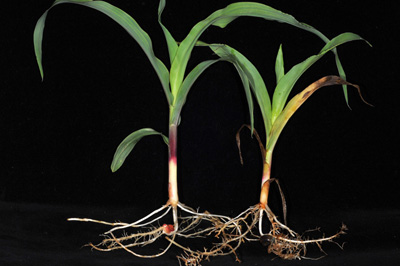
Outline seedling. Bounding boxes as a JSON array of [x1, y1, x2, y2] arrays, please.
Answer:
[[33, 0, 369, 263], [208, 34, 371, 259]]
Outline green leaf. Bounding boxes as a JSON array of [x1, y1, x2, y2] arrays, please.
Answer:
[[334, 53, 349, 105], [169, 1, 334, 97], [209, 44, 271, 138], [170, 59, 221, 124], [111, 128, 168, 172], [34, 0, 173, 105], [267, 76, 364, 153], [33, 10, 48, 80], [275, 44, 285, 84], [234, 66, 254, 135], [271, 32, 367, 124], [190, 42, 255, 133], [158, 0, 178, 65]]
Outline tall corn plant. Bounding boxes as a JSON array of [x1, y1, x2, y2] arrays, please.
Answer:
[[33, 0, 362, 261]]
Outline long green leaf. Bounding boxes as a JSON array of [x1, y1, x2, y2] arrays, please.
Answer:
[[158, 0, 178, 65], [170, 59, 221, 124], [209, 44, 271, 138], [111, 128, 168, 172], [271, 32, 367, 124], [169, 2, 335, 98], [267, 76, 364, 152], [34, 0, 173, 105]]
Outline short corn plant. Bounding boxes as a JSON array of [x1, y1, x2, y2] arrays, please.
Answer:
[[207, 34, 371, 259], [33, 0, 369, 263]]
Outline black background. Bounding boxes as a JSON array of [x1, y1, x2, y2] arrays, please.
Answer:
[[1, 1, 399, 265]]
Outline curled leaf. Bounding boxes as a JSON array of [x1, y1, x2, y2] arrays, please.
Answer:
[[236, 124, 266, 165]]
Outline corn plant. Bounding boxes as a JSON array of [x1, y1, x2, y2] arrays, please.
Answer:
[[33, 0, 366, 263], [207, 34, 371, 259]]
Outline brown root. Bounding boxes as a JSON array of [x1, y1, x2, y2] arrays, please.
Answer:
[[262, 213, 347, 260], [210, 203, 347, 261]]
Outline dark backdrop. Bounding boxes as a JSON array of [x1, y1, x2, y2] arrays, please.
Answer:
[[1, 1, 399, 265]]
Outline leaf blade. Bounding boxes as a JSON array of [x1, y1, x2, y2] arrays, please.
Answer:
[[267, 76, 368, 153], [170, 59, 221, 124], [33, 0, 173, 104], [170, 2, 333, 97], [33, 10, 49, 80], [111, 128, 168, 172], [275, 44, 285, 84], [209, 44, 271, 138], [158, 0, 178, 65], [271, 32, 367, 123]]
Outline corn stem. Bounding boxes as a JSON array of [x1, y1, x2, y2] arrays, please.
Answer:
[[260, 149, 273, 207], [168, 124, 179, 207]]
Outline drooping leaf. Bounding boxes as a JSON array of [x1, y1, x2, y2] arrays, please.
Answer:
[[267, 75, 371, 152], [169, 1, 337, 97], [111, 128, 168, 172], [334, 53, 349, 105], [34, 0, 173, 105], [234, 66, 255, 135], [158, 0, 178, 65], [209, 44, 271, 139], [271, 32, 368, 124], [33, 8, 48, 80]]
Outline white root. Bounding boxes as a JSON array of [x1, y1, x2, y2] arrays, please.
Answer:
[[68, 201, 245, 261]]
